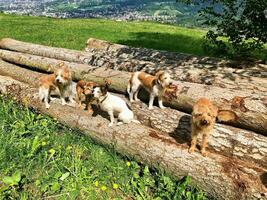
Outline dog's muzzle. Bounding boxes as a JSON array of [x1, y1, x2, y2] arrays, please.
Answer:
[[200, 119, 209, 126], [55, 78, 61, 83]]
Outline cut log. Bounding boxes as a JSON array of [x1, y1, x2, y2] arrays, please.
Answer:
[[0, 38, 266, 95], [1, 59, 266, 169], [0, 50, 266, 135], [85, 38, 267, 93], [0, 74, 266, 200]]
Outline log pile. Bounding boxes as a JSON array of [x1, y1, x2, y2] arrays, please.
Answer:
[[1, 38, 266, 95], [0, 49, 266, 135], [0, 38, 266, 199]]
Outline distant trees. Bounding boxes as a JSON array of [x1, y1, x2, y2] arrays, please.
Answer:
[[177, 0, 267, 59]]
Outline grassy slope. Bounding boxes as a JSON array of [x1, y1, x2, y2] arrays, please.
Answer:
[[0, 13, 207, 56], [0, 14, 207, 199], [0, 97, 205, 199]]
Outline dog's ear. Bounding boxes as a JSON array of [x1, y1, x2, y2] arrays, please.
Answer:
[[155, 70, 165, 81], [57, 62, 65, 68], [104, 79, 112, 87], [100, 85, 108, 95]]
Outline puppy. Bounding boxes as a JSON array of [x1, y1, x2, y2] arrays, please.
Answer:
[[76, 80, 98, 112], [127, 70, 173, 109], [189, 98, 236, 156], [93, 82, 139, 127], [39, 63, 75, 109]]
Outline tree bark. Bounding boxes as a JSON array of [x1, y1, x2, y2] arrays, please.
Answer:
[[0, 38, 266, 96], [0, 50, 266, 135], [0, 73, 266, 200], [1, 59, 266, 169]]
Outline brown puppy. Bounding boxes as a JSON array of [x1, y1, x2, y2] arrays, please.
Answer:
[[76, 80, 98, 112], [189, 98, 218, 156], [39, 62, 74, 109], [189, 98, 236, 156]]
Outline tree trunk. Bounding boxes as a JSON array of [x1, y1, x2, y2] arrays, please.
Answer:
[[0, 73, 266, 200], [0, 38, 266, 95], [1, 59, 266, 169], [0, 50, 266, 135]]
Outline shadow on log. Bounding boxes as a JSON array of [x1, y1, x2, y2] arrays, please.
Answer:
[[0, 69, 266, 199], [0, 49, 266, 135]]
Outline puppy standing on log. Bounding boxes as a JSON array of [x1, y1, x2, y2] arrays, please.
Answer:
[[93, 81, 139, 127], [189, 98, 236, 156], [127, 71, 173, 109], [39, 63, 75, 109], [76, 80, 98, 112]]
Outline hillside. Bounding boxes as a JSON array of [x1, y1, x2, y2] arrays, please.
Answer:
[[0, 13, 266, 60], [0, 13, 207, 56], [0, 0, 203, 26]]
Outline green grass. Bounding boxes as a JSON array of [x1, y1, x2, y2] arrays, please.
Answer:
[[1, 13, 266, 60], [0, 96, 206, 199], [0, 13, 207, 56]]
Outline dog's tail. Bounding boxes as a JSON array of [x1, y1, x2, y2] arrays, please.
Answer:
[[127, 73, 133, 95], [217, 110, 237, 122], [132, 119, 141, 124]]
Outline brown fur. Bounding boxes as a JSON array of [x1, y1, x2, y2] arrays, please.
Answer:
[[136, 72, 156, 91], [217, 110, 237, 122], [189, 98, 218, 157], [76, 80, 98, 112], [131, 70, 165, 92], [39, 73, 57, 91], [39, 63, 71, 94]]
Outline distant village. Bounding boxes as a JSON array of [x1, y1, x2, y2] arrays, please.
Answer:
[[0, 0, 177, 24]]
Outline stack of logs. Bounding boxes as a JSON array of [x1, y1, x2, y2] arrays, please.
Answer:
[[0, 38, 266, 200]]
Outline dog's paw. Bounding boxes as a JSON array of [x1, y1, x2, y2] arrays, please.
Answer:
[[188, 147, 195, 154], [117, 122, 123, 126], [159, 106, 166, 109], [108, 122, 113, 127], [201, 150, 209, 157], [87, 108, 94, 113], [45, 104, 51, 109], [148, 106, 154, 110]]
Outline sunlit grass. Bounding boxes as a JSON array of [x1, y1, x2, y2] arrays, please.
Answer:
[[0, 13, 207, 55], [0, 97, 206, 199]]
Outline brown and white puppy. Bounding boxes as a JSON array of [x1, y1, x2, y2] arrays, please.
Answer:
[[127, 71, 173, 110], [76, 80, 98, 112], [39, 63, 75, 109], [189, 98, 236, 156]]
